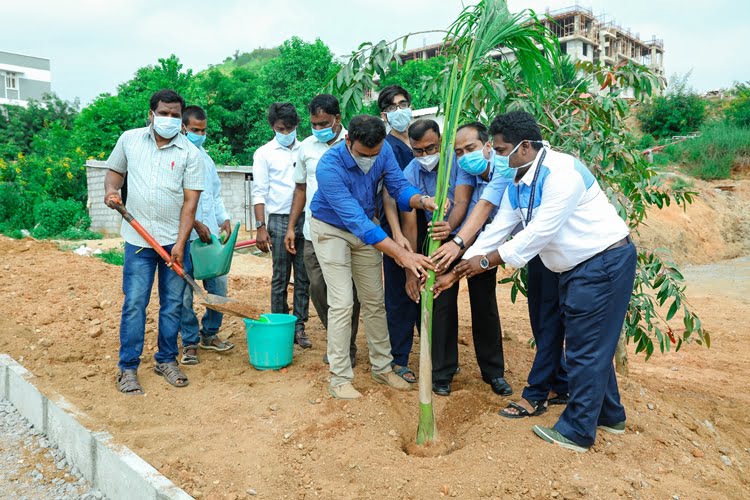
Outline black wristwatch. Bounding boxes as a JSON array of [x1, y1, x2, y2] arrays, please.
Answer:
[[452, 235, 465, 250], [479, 255, 490, 270], [255, 220, 265, 229]]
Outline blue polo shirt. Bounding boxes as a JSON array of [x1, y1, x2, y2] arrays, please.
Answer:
[[403, 156, 475, 235], [468, 160, 513, 222], [311, 141, 420, 245]]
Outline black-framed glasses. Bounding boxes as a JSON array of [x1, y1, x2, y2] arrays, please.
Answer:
[[413, 144, 439, 156], [384, 101, 411, 113]]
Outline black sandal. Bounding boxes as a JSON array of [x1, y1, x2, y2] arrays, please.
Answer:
[[499, 399, 548, 419], [548, 393, 570, 405]]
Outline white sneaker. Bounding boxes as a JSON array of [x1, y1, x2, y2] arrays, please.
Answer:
[[328, 382, 362, 400]]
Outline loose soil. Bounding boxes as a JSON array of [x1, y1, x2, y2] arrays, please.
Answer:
[[1, 180, 749, 500]]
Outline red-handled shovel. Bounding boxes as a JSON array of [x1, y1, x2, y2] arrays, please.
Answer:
[[112, 202, 237, 313]]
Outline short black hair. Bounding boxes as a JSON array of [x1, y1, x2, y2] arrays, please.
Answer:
[[308, 94, 340, 117], [182, 105, 207, 125], [348, 115, 386, 148], [149, 89, 185, 112], [267, 102, 300, 128], [377, 85, 412, 112], [408, 119, 441, 141], [457, 122, 489, 144], [489, 111, 543, 148]]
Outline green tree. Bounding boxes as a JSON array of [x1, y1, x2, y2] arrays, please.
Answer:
[[726, 81, 750, 128], [638, 73, 706, 138], [377, 56, 448, 110]]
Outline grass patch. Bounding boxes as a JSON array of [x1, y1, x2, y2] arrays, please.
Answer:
[[664, 122, 750, 180], [94, 248, 125, 266]]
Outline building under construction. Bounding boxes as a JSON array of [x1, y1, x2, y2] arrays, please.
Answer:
[[401, 4, 664, 78], [544, 5, 664, 77]]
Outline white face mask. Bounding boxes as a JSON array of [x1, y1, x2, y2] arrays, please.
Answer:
[[416, 153, 439, 172], [349, 146, 377, 174], [152, 115, 182, 139]]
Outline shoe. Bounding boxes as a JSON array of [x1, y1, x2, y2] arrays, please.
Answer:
[[488, 377, 513, 396], [294, 331, 312, 349], [372, 371, 412, 390], [532, 425, 588, 453], [432, 382, 451, 396], [598, 421, 626, 435], [328, 382, 362, 400], [198, 334, 234, 352]]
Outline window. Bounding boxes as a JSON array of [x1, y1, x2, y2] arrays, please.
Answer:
[[560, 42, 567, 54], [583, 44, 588, 57], [5, 73, 17, 90]]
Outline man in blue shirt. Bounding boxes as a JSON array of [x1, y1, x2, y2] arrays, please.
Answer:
[[310, 114, 438, 400], [179, 105, 235, 365], [441, 111, 636, 452], [376, 85, 422, 384]]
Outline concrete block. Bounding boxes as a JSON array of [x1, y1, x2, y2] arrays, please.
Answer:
[[5, 358, 45, 431], [46, 396, 94, 479]]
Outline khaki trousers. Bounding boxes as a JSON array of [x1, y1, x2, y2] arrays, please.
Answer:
[[310, 217, 393, 387]]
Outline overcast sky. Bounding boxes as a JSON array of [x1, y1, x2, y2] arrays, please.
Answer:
[[2, 0, 747, 105]]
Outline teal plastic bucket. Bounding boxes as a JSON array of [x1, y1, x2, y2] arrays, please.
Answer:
[[243, 313, 296, 370]]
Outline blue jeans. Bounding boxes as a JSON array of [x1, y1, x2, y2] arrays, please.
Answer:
[[180, 239, 228, 346], [118, 242, 186, 371]]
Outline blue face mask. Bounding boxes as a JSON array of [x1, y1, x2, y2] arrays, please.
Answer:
[[491, 150, 516, 178], [275, 129, 297, 147], [186, 131, 206, 148], [312, 126, 337, 143], [458, 149, 490, 176], [386, 107, 412, 133]]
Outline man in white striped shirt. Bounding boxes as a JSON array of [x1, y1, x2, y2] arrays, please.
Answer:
[[104, 89, 205, 394], [436, 111, 636, 452]]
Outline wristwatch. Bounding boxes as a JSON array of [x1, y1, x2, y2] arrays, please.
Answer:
[[479, 255, 490, 270], [418, 195, 430, 209], [255, 220, 265, 229], [452, 235, 465, 250]]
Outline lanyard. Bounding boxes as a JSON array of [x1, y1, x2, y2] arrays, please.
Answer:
[[518, 148, 547, 227]]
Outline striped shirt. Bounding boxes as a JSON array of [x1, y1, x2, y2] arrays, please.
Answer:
[[107, 126, 205, 247]]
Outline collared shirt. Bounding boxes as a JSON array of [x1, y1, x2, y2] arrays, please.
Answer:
[[378, 134, 415, 228], [464, 148, 629, 273], [310, 141, 420, 245], [190, 147, 230, 241], [403, 156, 475, 236], [251, 137, 301, 216], [106, 126, 205, 247], [293, 127, 347, 240]]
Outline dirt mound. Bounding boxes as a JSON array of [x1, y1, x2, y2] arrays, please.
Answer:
[[0, 233, 748, 499]]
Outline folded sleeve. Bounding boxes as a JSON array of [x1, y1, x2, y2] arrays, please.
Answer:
[[293, 147, 307, 185], [106, 133, 128, 174], [183, 148, 205, 191]]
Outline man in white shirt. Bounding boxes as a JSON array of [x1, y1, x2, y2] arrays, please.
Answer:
[[435, 111, 636, 453], [284, 94, 359, 362], [179, 105, 235, 365], [252, 103, 311, 348]]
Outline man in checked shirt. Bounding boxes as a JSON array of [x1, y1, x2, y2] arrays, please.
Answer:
[[104, 89, 205, 395]]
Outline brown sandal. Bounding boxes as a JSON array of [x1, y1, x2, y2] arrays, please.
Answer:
[[154, 361, 189, 387], [117, 369, 144, 395]]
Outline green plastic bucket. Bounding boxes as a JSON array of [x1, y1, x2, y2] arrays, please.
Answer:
[[243, 313, 296, 370]]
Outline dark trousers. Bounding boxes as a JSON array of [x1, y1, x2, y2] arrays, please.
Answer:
[[267, 213, 310, 333], [432, 266, 505, 384], [303, 239, 359, 351], [554, 243, 637, 447], [522, 256, 568, 402], [383, 216, 426, 367]]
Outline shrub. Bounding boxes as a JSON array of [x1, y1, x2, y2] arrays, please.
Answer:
[[95, 248, 125, 266], [637, 134, 656, 150], [638, 74, 706, 138], [32, 199, 91, 238], [726, 82, 750, 128], [0, 182, 36, 229]]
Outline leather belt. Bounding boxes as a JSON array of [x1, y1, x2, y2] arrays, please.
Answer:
[[604, 235, 632, 253]]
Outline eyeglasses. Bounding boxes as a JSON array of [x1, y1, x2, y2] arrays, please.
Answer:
[[412, 144, 439, 156], [383, 101, 411, 113]]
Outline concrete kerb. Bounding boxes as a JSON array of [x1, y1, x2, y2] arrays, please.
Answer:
[[0, 354, 193, 500]]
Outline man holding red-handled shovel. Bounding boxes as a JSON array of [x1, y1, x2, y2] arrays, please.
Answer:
[[104, 89, 205, 395]]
